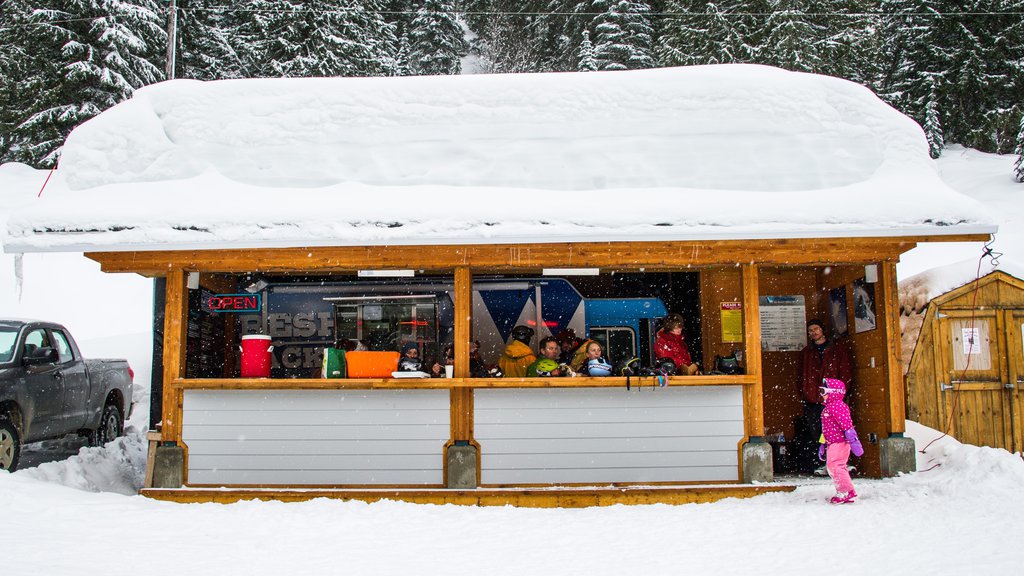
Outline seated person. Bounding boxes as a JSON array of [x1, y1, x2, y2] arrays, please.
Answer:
[[568, 337, 598, 372], [430, 344, 455, 377], [499, 325, 537, 378], [576, 341, 613, 376], [556, 328, 584, 364], [397, 341, 423, 372], [527, 336, 570, 376], [654, 313, 700, 375]]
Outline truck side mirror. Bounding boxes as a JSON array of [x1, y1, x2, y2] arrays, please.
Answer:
[[23, 346, 58, 366]]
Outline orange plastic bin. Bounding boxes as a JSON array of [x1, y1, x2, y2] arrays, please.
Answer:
[[344, 351, 400, 378]]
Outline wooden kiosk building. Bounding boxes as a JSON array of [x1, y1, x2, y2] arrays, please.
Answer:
[[4, 66, 996, 505]]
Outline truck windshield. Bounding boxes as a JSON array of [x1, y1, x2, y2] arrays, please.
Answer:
[[0, 327, 16, 363]]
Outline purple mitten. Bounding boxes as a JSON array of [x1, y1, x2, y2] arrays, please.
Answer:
[[844, 428, 864, 457], [818, 443, 826, 461]]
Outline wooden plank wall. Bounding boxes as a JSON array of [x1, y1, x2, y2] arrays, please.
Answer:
[[905, 273, 1024, 452], [181, 389, 450, 486], [474, 386, 745, 484]]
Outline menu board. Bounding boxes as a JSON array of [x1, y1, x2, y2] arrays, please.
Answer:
[[759, 295, 807, 352]]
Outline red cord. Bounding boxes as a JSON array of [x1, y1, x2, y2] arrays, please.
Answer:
[[36, 161, 58, 197]]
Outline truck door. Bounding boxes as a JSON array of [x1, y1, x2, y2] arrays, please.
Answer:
[[20, 328, 65, 441], [52, 329, 90, 431]]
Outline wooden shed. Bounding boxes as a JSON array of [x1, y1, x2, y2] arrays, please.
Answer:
[[904, 270, 1024, 452], [4, 66, 996, 505]]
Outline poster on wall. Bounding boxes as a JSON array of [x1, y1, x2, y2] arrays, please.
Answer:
[[962, 327, 981, 355], [853, 279, 877, 333], [720, 302, 743, 343], [829, 286, 848, 338], [759, 295, 807, 351]]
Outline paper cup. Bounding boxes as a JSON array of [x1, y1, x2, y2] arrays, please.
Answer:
[[444, 365, 454, 378]]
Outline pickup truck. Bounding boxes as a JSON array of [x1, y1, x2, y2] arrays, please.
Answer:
[[0, 319, 133, 472]]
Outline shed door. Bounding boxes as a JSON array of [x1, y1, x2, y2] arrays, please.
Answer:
[[1005, 309, 1024, 452], [937, 310, 1015, 450]]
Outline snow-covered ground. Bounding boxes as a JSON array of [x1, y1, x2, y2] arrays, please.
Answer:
[[1, 144, 1022, 575]]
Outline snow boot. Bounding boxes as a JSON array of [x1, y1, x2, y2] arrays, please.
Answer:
[[829, 489, 857, 504]]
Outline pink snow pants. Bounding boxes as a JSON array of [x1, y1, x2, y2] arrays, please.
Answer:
[[826, 442, 854, 494]]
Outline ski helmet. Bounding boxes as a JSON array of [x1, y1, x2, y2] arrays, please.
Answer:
[[653, 357, 677, 376], [614, 357, 639, 377], [511, 325, 535, 344], [534, 358, 560, 376]]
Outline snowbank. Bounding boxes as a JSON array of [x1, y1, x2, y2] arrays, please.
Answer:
[[4, 65, 994, 252], [4, 419, 1021, 576]]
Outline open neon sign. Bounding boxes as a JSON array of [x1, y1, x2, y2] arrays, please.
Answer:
[[207, 293, 262, 313]]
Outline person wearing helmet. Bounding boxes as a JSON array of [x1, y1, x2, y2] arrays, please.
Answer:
[[654, 313, 699, 375], [498, 325, 536, 378], [527, 336, 569, 376]]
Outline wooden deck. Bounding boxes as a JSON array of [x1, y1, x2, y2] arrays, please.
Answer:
[[140, 484, 795, 507]]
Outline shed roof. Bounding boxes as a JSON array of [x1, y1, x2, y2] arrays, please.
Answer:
[[3, 65, 995, 254]]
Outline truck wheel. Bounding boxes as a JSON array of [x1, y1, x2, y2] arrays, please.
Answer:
[[0, 417, 20, 472], [91, 403, 123, 447]]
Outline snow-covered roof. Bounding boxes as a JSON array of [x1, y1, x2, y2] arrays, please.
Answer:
[[3, 65, 995, 253]]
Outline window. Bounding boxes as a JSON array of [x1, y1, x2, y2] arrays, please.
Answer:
[[51, 330, 75, 364], [22, 328, 49, 359], [590, 327, 637, 366]]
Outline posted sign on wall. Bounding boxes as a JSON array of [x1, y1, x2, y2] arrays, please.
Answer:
[[206, 293, 262, 313], [758, 295, 807, 352]]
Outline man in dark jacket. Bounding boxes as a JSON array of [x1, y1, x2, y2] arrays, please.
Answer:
[[795, 318, 853, 473]]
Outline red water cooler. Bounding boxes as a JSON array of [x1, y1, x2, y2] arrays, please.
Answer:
[[240, 335, 274, 378]]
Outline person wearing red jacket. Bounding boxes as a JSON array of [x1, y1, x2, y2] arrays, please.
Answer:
[[653, 313, 700, 375], [795, 318, 853, 474]]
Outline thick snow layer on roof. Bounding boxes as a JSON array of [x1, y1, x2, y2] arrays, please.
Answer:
[[4, 65, 994, 252]]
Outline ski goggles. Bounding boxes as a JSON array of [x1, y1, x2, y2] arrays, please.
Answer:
[[819, 385, 840, 396]]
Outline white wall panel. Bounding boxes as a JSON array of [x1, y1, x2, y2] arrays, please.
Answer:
[[476, 386, 744, 484], [182, 389, 449, 486]]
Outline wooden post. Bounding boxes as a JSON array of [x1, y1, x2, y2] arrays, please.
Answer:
[[161, 268, 187, 442], [742, 264, 764, 439], [881, 261, 907, 435], [451, 266, 473, 441]]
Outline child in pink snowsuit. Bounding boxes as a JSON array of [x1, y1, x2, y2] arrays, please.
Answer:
[[818, 378, 864, 504]]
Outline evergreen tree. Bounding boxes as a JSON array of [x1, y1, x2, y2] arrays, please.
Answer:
[[407, 0, 468, 75], [253, 0, 399, 77], [591, 0, 656, 71], [877, 0, 947, 137], [759, 0, 826, 73], [578, 30, 598, 70], [6, 0, 165, 166], [176, 0, 246, 80], [923, 77, 944, 159], [1014, 113, 1024, 183], [658, 2, 750, 67]]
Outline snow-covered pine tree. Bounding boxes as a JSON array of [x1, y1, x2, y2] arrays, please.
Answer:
[[923, 77, 944, 159], [758, 0, 827, 73], [462, 0, 540, 73], [1014, 113, 1024, 183], [259, 0, 399, 77], [176, 0, 246, 80], [578, 30, 598, 70], [658, 1, 750, 67], [877, 0, 948, 137], [407, 0, 468, 75], [9, 0, 165, 167], [591, 0, 657, 70]]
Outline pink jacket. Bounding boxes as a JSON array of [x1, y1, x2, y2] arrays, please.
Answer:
[[821, 378, 855, 444]]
